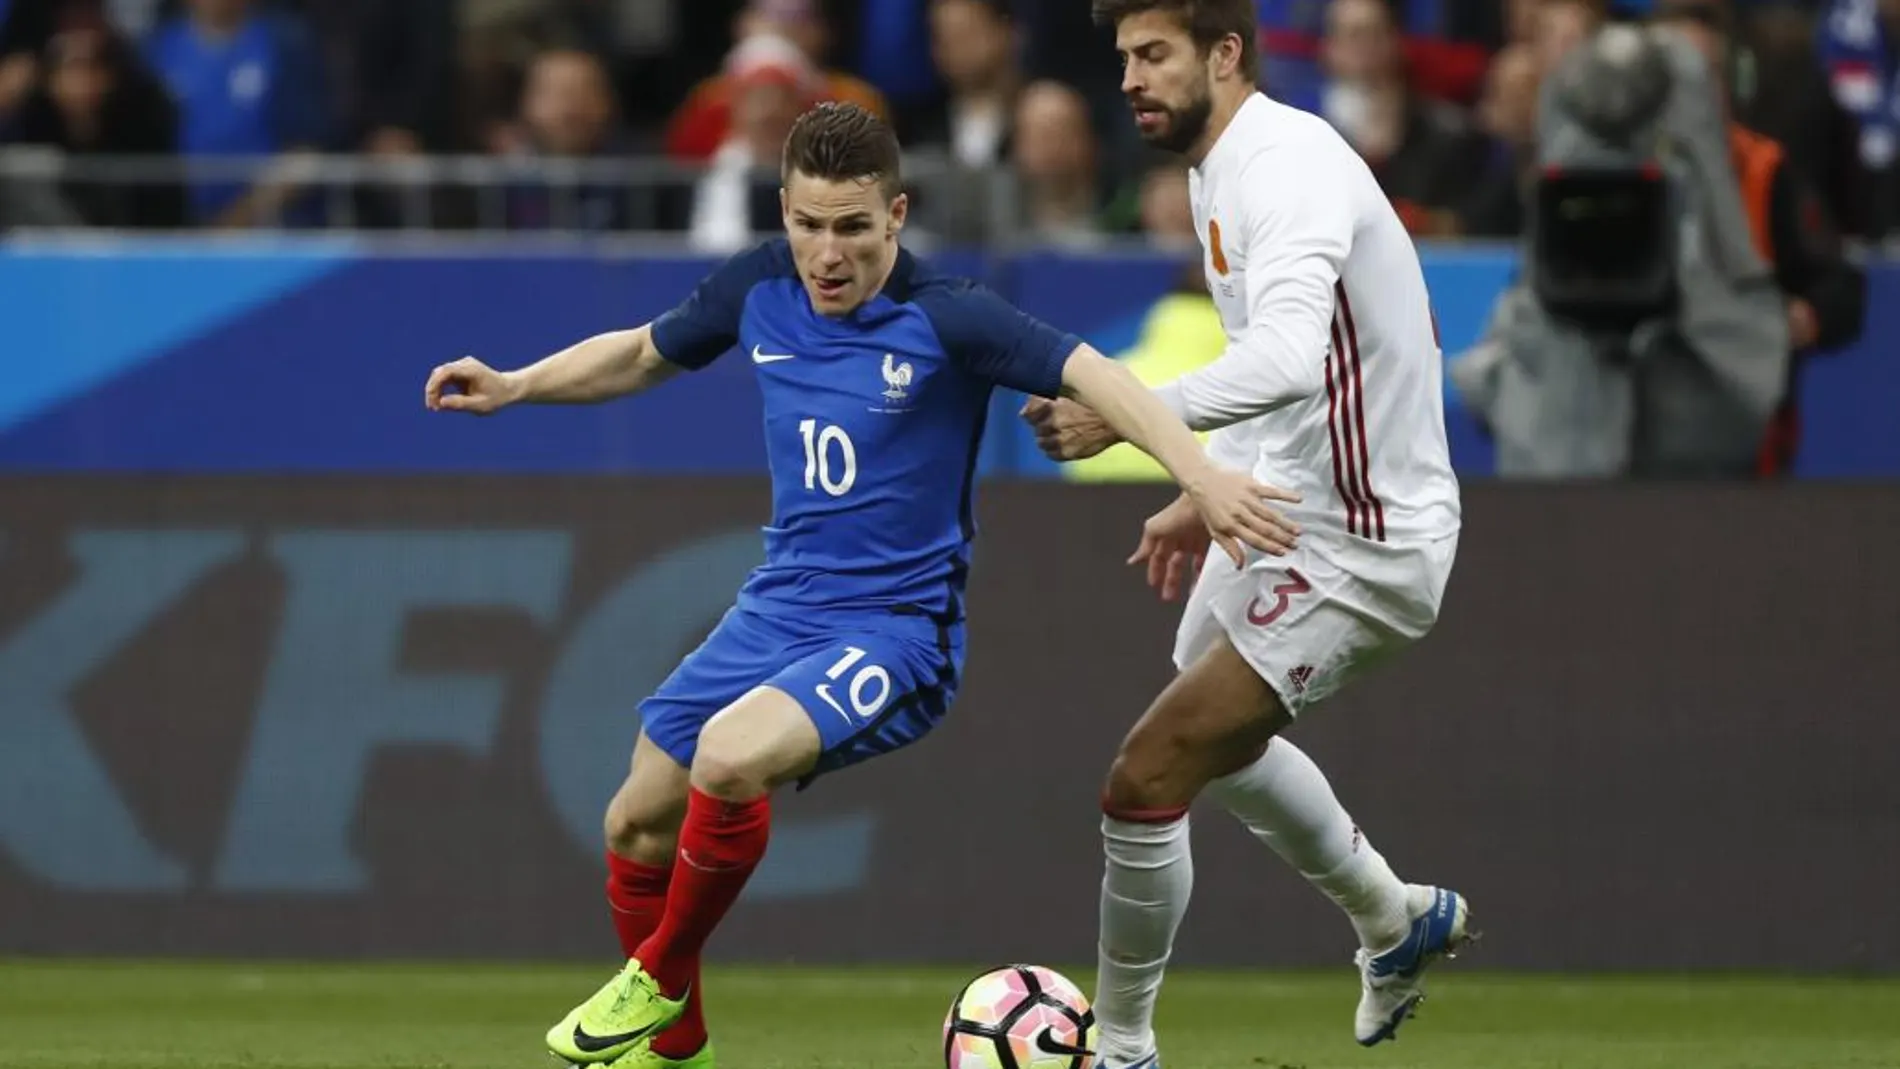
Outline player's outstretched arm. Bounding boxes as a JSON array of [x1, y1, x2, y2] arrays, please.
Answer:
[[426, 241, 787, 414], [1060, 345, 1300, 563], [424, 325, 680, 414]]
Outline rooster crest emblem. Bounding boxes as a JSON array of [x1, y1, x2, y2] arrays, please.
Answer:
[[881, 352, 914, 401]]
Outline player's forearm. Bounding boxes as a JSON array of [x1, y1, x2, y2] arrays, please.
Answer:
[[1060, 347, 1219, 493], [1151, 335, 1324, 431], [505, 326, 677, 404]]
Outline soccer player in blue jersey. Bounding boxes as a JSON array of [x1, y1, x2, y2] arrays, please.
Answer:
[[424, 102, 1299, 1069]]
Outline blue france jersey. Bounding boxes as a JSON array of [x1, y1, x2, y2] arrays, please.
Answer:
[[650, 239, 1079, 621]]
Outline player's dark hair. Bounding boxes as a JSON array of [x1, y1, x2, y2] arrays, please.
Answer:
[[782, 102, 904, 202], [1091, 0, 1260, 83]]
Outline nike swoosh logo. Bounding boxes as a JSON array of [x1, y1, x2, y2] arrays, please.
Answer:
[[1034, 1028, 1093, 1058], [814, 684, 852, 722], [571, 1022, 658, 1054], [568, 978, 695, 1055], [751, 344, 796, 363]]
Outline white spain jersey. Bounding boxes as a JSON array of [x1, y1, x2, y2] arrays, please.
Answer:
[[1157, 92, 1460, 547]]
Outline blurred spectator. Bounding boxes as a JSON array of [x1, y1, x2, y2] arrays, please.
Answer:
[[1011, 79, 1103, 248], [144, 0, 329, 226], [1534, 0, 1603, 73], [1011, 0, 1122, 111], [281, 0, 458, 230], [0, 0, 62, 128], [1067, 162, 1224, 483], [299, 0, 456, 155], [502, 47, 632, 231], [1456, 42, 1539, 236], [1320, 0, 1480, 236], [906, 0, 1016, 165], [101, 0, 162, 38], [1818, 0, 1900, 235], [456, 0, 621, 158], [9, 9, 186, 227], [1451, 21, 1792, 477], [690, 33, 813, 251], [1504, 0, 1547, 46], [1656, 0, 1867, 475], [894, 0, 1018, 243], [1139, 161, 1196, 253], [854, 0, 939, 112], [1736, 3, 1866, 237], [666, 0, 887, 163], [1260, 0, 1490, 116]]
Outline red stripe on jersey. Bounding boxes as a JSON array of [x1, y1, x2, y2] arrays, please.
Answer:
[[1331, 311, 1373, 536], [1336, 283, 1386, 542], [1324, 320, 1359, 537]]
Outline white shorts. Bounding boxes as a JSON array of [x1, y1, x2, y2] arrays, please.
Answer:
[[1172, 532, 1458, 715]]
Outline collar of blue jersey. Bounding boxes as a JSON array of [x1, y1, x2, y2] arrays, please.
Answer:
[[881, 245, 923, 305]]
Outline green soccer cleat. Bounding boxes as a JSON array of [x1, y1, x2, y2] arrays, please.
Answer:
[[545, 960, 690, 1064], [602, 1039, 716, 1069]]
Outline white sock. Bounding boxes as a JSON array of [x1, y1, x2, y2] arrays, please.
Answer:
[[1206, 739, 1412, 952], [1094, 811, 1192, 1065]]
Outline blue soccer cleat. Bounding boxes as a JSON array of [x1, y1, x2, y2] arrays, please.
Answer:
[[1353, 885, 1477, 1046]]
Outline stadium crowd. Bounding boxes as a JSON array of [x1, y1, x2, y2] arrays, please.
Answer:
[[0, 0, 1896, 244]]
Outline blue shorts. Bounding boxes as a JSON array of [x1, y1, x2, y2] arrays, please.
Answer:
[[638, 604, 964, 785]]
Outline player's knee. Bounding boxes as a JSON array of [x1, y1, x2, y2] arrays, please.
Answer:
[[603, 807, 678, 864], [602, 771, 688, 863], [691, 716, 776, 802], [1103, 734, 1197, 813], [689, 749, 763, 802]]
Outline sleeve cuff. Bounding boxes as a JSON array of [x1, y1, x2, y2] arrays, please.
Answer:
[[1038, 335, 1084, 399]]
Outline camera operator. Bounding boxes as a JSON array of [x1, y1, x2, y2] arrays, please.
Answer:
[[1451, 19, 1795, 477], [1653, 0, 1867, 476]]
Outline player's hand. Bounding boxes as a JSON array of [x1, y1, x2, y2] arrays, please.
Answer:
[[1127, 493, 1212, 602], [425, 356, 523, 415], [1183, 466, 1301, 567], [1020, 397, 1119, 460]]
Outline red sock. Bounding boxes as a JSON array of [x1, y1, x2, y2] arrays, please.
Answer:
[[605, 852, 709, 1058], [604, 852, 672, 957], [635, 789, 771, 1001]]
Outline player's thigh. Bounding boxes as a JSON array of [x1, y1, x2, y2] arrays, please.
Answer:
[[604, 731, 692, 860], [691, 684, 826, 796], [755, 628, 956, 786], [1109, 632, 1290, 811], [636, 607, 781, 771]]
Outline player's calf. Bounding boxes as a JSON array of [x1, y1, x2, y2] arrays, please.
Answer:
[[615, 688, 816, 1012], [1093, 638, 1292, 1064]]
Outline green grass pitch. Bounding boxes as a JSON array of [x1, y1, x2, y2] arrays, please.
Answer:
[[2, 961, 1897, 1069]]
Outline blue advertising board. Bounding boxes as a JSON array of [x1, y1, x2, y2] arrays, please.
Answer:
[[1, 238, 1892, 476]]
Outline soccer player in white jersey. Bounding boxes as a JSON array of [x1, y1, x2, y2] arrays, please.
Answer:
[[1022, 1, 1473, 1064]]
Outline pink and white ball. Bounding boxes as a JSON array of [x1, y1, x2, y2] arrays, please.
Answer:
[[943, 964, 1098, 1069]]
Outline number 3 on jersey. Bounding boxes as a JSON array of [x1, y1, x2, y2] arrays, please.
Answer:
[[814, 645, 890, 721], [799, 419, 857, 496]]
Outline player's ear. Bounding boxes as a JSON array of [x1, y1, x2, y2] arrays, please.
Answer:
[[887, 191, 909, 235], [1213, 32, 1243, 80]]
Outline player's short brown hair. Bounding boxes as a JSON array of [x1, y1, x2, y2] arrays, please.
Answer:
[[1091, 0, 1261, 83], [782, 102, 904, 202]]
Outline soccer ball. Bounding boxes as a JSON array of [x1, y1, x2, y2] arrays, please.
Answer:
[[943, 964, 1097, 1069]]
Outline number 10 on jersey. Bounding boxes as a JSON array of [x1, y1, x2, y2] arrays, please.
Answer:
[[799, 419, 858, 496]]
